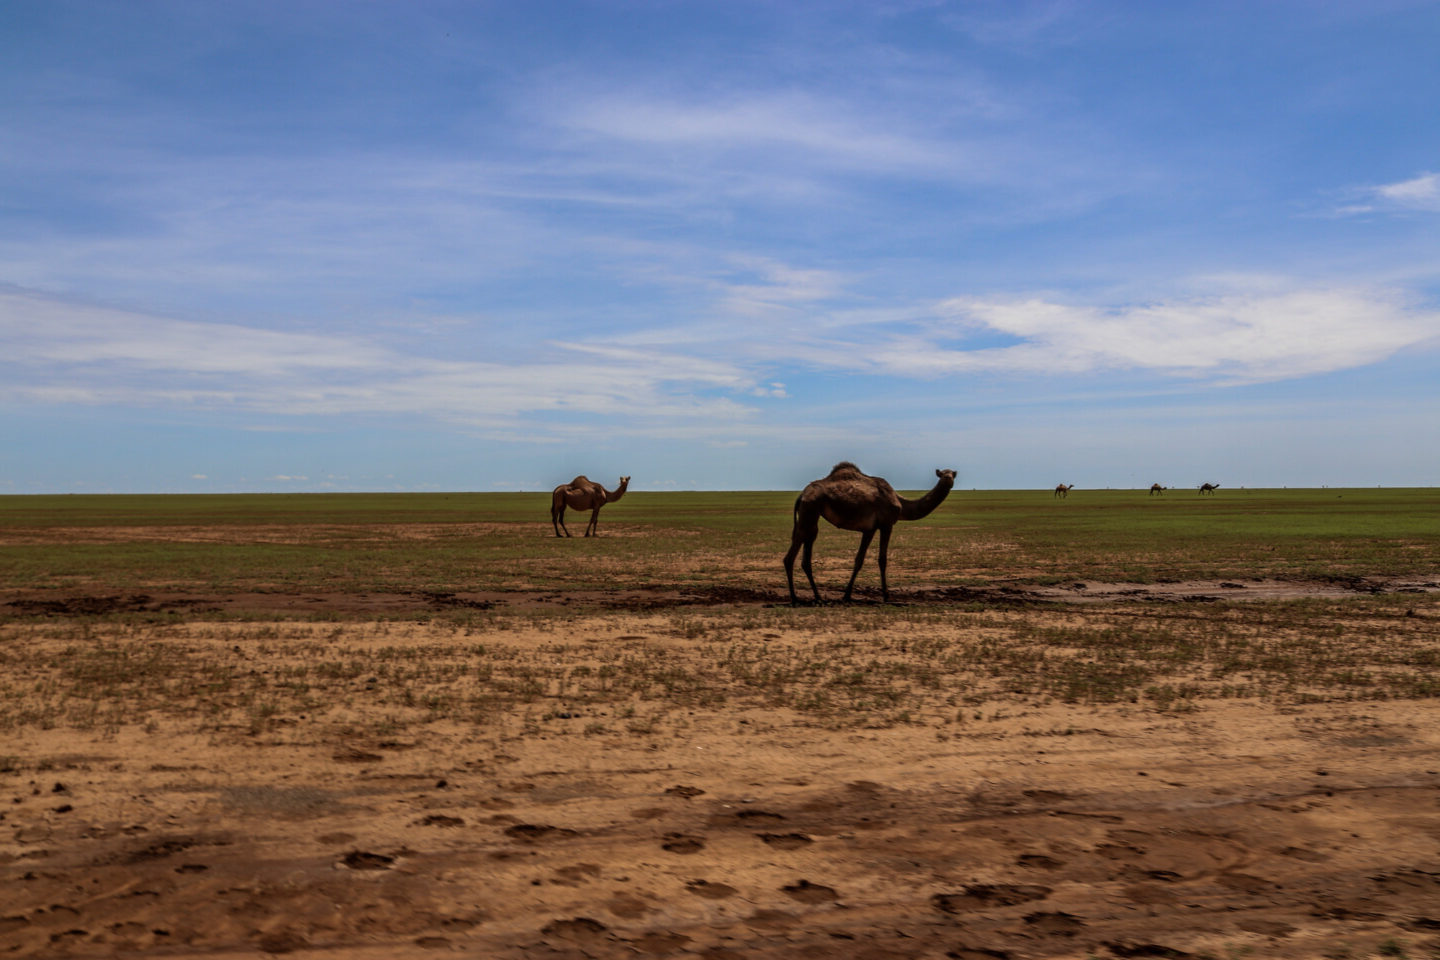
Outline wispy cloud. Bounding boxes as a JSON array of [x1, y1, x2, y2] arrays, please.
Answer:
[[938, 0, 1089, 50], [13, 275, 1427, 441], [535, 74, 1139, 221], [557, 91, 959, 175], [601, 270, 1439, 388], [0, 289, 766, 434], [1336, 170, 1440, 215], [713, 256, 850, 318], [839, 287, 1437, 384], [5, 291, 390, 373], [1375, 171, 1440, 211]]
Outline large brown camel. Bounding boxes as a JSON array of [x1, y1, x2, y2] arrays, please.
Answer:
[[1149, 483, 1167, 496], [784, 462, 956, 605], [1054, 483, 1074, 498], [550, 475, 630, 537], [1199, 482, 1220, 495]]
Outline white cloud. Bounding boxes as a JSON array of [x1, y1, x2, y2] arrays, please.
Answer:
[[2, 291, 390, 373], [906, 287, 1440, 383], [0, 289, 765, 433], [558, 91, 958, 175], [1340, 171, 1440, 215], [5, 279, 1434, 454], [713, 256, 848, 319], [609, 269, 1439, 388], [1375, 172, 1440, 210], [687, 281, 1437, 386]]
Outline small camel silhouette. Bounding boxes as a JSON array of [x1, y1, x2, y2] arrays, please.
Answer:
[[784, 462, 956, 605], [1054, 484, 1074, 498], [1199, 482, 1220, 495], [550, 475, 630, 537], [1149, 484, 1167, 496]]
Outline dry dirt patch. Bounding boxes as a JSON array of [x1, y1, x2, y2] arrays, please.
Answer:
[[3, 609, 1440, 958]]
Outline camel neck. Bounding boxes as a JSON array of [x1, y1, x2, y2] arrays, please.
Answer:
[[900, 479, 953, 521], [604, 483, 628, 503]]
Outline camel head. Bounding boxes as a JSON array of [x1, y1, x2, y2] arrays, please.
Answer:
[[935, 468, 957, 487]]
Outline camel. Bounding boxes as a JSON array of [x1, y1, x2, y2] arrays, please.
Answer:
[[1149, 484, 1167, 496], [551, 475, 630, 537], [1199, 482, 1220, 495], [784, 462, 956, 605], [1054, 484, 1074, 498]]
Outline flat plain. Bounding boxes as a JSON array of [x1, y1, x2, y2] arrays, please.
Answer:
[[3, 487, 1440, 959]]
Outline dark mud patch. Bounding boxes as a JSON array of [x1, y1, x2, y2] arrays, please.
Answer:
[[417, 590, 495, 610], [541, 917, 610, 940], [781, 879, 839, 903], [686, 880, 738, 900], [660, 833, 706, 854], [932, 885, 1052, 913], [6, 576, 1436, 621], [5, 594, 217, 617], [339, 850, 395, 870], [504, 823, 579, 843]]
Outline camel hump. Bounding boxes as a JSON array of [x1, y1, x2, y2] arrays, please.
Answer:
[[569, 475, 591, 487], [827, 461, 864, 477]]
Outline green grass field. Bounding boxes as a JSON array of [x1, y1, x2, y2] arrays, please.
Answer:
[[2, 487, 1437, 604]]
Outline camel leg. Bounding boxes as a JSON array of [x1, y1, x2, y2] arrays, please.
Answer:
[[784, 514, 822, 604], [783, 535, 801, 603], [554, 502, 571, 537], [585, 507, 601, 537], [799, 534, 821, 603], [876, 525, 892, 603], [842, 529, 875, 602]]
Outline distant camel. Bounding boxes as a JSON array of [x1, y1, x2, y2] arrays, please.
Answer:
[[551, 475, 630, 537], [1054, 484, 1074, 498], [784, 462, 956, 605], [1199, 482, 1220, 495], [1149, 484, 1167, 496]]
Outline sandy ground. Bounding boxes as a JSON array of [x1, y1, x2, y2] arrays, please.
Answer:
[[4, 605, 1440, 960]]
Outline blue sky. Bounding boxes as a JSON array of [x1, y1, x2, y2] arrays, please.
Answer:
[[3, 0, 1438, 493]]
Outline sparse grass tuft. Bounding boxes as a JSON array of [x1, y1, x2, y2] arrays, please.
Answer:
[[2, 593, 1437, 737]]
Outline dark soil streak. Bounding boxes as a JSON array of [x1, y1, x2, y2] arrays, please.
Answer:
[[7, 576, 1434, 620]]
